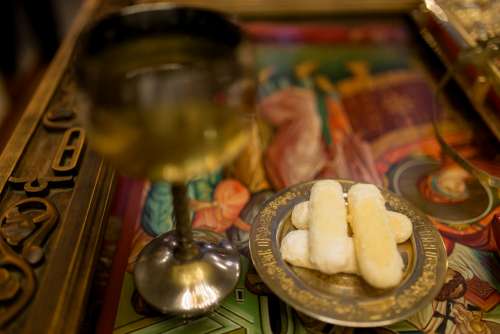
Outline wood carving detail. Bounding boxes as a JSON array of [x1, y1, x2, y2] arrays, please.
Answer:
[[42, 79, 78, 131], [51, 127, 86, 175], [8, 176, 74, 197], [7, 127, 85, 196], [1, 117, 86, 329], [42, 108, 77, 130], [0, 198, 59, 326]]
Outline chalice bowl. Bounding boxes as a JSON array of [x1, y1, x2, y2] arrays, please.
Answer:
[[74, 4, 254, 316]]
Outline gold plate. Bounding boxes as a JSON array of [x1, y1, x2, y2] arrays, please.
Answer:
[[249, 180, 447, 327]]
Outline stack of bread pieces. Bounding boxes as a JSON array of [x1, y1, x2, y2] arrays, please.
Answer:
[[280, 180, 413, 289]]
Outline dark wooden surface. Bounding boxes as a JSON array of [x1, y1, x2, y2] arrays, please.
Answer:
[[0, 0, 116, 333]]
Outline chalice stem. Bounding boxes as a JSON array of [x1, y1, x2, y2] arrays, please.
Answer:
[[172, 183, 199, 260]]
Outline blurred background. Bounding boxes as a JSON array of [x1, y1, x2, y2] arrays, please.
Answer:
[[0, 0, 82, 146]]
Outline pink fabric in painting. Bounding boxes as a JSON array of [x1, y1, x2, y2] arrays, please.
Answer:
[[259, 87, 327, 189]]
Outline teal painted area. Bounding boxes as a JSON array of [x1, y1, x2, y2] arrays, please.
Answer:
[[256, 44, 409, 82], [141, 182, 173, 236], [141, 171, 222, 237], [187, 171, 222, 202]]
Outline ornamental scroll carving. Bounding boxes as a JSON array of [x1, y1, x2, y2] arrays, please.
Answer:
[[0, 198, 58, 326], [0, 120, 85, 325]]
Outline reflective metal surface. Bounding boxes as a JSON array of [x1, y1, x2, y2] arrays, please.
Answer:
[[250, 180, 447, 327], [134, 229, 240, 317]]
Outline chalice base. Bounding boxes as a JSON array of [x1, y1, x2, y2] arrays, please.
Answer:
[[134, 229, 240, 317]]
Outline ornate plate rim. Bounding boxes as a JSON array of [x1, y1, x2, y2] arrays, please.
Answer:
[[249, 179, 448, 327]]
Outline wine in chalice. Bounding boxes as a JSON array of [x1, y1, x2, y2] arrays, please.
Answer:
[[75, 5, 254, 316]]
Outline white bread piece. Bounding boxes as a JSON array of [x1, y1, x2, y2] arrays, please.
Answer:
[[309, 180, 350, 274], [388, 211, 413, 243], [280, 230, 315, 269], [292, 200, 412, 244], [348, 184, 403, 289], [291, 201, 309, 229], [281, 230, 358, 273]]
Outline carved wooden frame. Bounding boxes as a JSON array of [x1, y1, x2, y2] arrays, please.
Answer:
[[0, 0, 116, 332]]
